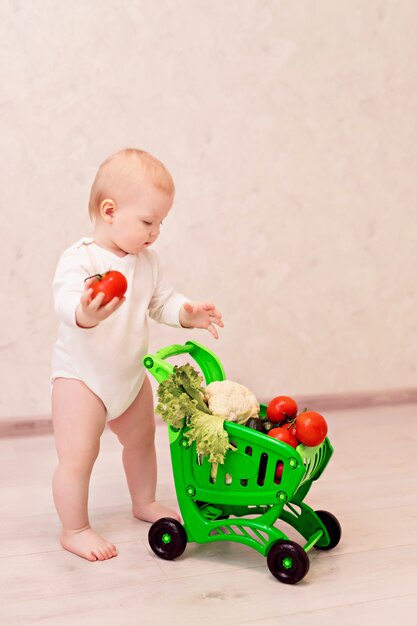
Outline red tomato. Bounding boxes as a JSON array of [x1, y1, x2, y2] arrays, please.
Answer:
[[275, 462, 284, 484], [89, 271, 128, 305], [295, 411, 328, 447], [279, 421, 297, 437], [266, 396, 298, 423], [268, 426, 299, 449]]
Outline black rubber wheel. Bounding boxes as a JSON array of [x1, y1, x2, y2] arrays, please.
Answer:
[[148, 517, 187, 560], [267, 540, 310, 584], [314, 510, 342, 550]]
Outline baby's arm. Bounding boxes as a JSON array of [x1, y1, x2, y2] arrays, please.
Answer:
[[76, 277, 125, 328], [53, 249, 125, 329], [147, 251, 224, 339], [147, 251, 189, 327]]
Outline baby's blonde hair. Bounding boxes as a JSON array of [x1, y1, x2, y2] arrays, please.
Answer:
[[88, 148, 175, 223]]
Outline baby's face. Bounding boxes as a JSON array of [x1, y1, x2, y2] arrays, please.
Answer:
[[108, 176, 173, 255]]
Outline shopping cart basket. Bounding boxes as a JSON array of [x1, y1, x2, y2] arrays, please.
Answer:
[[144, 340, 341, 584]]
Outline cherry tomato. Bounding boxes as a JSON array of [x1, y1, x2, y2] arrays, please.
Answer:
[[279, 421, 297, 437], [268, 426, 299, 448], [89, 271, 128, 306], [295, 411, 328, 447], [275, 462, 284, 484], [266, 396, 298, 423]]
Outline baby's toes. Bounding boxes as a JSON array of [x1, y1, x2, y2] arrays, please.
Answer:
[[103, 545, 115, 559]]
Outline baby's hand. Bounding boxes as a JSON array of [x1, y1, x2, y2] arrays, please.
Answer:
[[75, 277, 126, 328], [179, 301, 224, 339]]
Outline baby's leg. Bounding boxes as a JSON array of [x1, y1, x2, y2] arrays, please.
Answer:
[[51, 378, 117, 561], [108, 375, 180, 523]]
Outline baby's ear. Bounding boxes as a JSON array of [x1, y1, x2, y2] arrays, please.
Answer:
[[100, 198, 116, 221]]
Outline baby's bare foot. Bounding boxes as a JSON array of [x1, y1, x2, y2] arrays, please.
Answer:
[[132, 501, 181, 523], [60, 526, 118, 561]]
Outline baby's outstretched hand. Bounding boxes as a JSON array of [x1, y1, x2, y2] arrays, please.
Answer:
[[179, 302, 224, 340], [76, 277, 126, 328]]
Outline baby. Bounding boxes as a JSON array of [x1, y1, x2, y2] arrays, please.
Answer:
[[51, 148, 224, 561]]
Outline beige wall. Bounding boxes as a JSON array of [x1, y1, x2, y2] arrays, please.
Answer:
[[1, 0, 416, 419]]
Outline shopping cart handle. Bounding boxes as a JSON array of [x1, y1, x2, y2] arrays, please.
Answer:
[[155, 343, 192, 360], [143, 340, 226, 385]]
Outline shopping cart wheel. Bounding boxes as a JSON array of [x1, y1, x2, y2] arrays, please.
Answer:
[[148, 517, 187, 560], [313, 510, 342, 550], [267, 540, 310, 584]]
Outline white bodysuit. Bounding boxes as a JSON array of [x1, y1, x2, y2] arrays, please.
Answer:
[[51, 237, 189, 421]]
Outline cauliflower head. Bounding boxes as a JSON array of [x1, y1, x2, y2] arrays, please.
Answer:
[[204, 380, 260, 424]]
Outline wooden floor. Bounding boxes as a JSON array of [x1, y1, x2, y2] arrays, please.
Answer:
[[1, 403, 416, 625]]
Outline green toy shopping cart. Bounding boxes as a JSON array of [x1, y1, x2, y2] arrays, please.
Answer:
[[144, 340, 341, 584]]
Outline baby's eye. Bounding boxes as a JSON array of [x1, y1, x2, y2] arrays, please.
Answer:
[[143, 220, 152, 226]]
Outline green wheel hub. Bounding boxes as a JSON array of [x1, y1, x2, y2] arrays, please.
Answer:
[[161, 533, 172, 544]]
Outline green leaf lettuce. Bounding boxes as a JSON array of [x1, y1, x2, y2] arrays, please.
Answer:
[[156, 364, 235, 478]]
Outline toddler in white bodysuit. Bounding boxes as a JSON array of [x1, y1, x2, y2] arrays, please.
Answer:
[[51, 148, 224, 561]]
